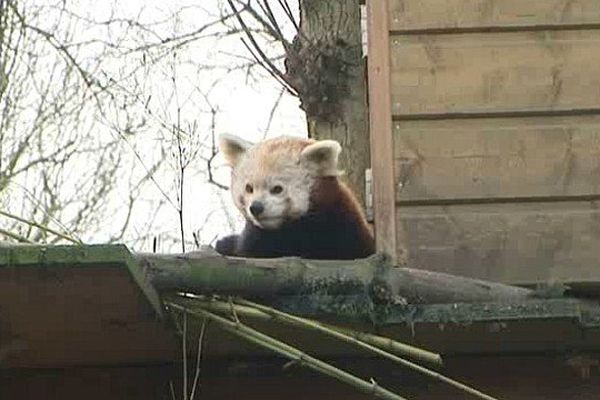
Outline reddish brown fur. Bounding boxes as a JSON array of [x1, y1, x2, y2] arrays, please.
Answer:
[[309, 177, 375, 250], [246, 137, 315, 177]]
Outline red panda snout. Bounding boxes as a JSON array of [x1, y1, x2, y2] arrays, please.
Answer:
[[235, 172, 312, 230], [239, 185, 293, 229], [249, 201, 264, 217]]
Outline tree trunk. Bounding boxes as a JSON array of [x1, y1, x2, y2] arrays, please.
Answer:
[[288, 0, 369, 207]]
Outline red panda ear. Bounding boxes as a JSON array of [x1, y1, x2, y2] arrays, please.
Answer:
[[300, 140, 342, 176], [219, 134, 253, 166]]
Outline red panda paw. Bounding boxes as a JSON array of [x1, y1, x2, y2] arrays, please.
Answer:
[[215, 235, 239, 256]]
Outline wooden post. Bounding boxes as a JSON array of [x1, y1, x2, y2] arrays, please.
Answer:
[[367, 0, 400, 263]]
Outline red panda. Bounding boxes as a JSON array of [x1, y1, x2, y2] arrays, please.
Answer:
[[215, 134, 375, 260]]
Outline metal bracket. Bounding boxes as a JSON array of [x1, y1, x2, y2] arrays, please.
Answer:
[[365, 168, 373, 222]]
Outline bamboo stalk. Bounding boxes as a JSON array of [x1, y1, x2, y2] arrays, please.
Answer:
[[244, 299, 441, 366], [235, 299, 499, 400], [237, 298, 441, 365], [166, 301, 409, 400], [332, 327, 441, 366], [175, 295, 499, 400], [178, 295, 441, 366]]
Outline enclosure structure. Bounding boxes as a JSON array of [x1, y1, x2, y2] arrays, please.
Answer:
[[3, 244, 600, 400], [368, 0, 600, 287], [4, 2, 600, 400]]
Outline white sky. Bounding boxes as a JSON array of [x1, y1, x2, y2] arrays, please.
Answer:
[[12, 0, 307, 251], [122, 0, 306, 252]]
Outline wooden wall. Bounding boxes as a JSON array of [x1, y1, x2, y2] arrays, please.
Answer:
[[369, 0, 600, 284], [3, 356, 598, 400]]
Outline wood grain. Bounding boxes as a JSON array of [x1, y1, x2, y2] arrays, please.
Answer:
[[390, 30, 600, 116], [367, 0, 400, 261], [0, 267, 177, 368], [397, 201, 600, 284], [389, 0, 600, 31], [5, 357, 600, 400], [393, 116, 600, 202]]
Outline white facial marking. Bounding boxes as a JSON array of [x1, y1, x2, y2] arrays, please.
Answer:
[[224, 136, 342, 230], [233, 159, 313, 229]]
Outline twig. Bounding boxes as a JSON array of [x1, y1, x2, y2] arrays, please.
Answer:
[[169, 380, 177, 400], [206, 110, 229, 190], [0, 209, 82, 244], [263, 87, 285, 138], [276, 0, 299, 32], [240, 37, 296, 95], [232, 0, 290, 46], [189, 318, 208, 400], [0, 227, 35, 244], [175, 120, 186, 254], [257, 0, 285, 43], [226, 0, 298, 96], [182, 310, 188, 400], [167, 301, 409, 400]]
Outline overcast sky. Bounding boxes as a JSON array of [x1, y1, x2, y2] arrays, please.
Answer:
[[15, 0, 306, 251], [121, 0, 306, 251]]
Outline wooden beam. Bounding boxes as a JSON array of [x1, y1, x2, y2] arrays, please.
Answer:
[[367, 0, 401, 262], [389, 30, 600, 117], [392, 116, 600, 203], [388, 0, 600, 32]]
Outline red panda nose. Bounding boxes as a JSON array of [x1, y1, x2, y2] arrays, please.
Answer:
[[249, 201, 264, 217]]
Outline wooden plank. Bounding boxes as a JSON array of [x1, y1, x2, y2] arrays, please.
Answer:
[[397, 201, 600, 285], [0, 366, 175, 400], [135, 355, 600, 400], [4, 356, 600, 400], [389, 0, 600, 31], [0, 266, 178, 368], [393, 116, 600, 202], [367, 0, 399, 261], [390, 30, 600, 116]]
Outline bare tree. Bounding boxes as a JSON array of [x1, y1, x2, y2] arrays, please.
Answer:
[[0, 2, 208, 246], [0, 0, 306, 250], [223, 0, 369, 206]]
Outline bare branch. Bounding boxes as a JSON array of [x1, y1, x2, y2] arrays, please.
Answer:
[[226, 0, 298, 96], [263, 87, 285, 138]]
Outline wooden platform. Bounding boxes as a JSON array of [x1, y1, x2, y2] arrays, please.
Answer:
[[1, 243, 600, 399], [0, 245, 177, 368], [1, 244, 600, 367]]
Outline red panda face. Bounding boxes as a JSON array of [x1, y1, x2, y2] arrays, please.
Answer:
[[219, 134, 342, 230], [233, 164, 312, 229]]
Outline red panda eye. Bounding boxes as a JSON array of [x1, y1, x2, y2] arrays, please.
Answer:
[[245, 184, 253, 194], [270, 185, 283, 195]]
